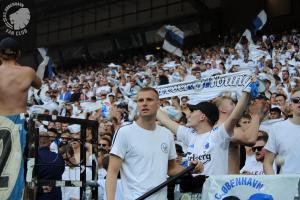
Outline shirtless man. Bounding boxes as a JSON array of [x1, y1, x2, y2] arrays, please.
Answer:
[[0, 37, 41, 200], [0, 37, 42, 115]]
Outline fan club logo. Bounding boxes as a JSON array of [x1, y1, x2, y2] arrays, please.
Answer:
[[2, 1, 30, 36]]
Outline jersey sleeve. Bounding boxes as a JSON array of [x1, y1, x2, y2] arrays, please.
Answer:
[[176, 125, 195, 146], [210, 124, 231, 149], [264, 126, 277, 154], [110, 128, 128, 160]]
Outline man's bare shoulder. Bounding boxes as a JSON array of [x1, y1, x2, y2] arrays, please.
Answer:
[[18, 66, 36, 76], [20, 65, 35, 72]]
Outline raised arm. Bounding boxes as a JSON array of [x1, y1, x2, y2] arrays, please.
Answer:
[[224, 91, 250, 136], [28, 67, 42, 89], [156, 109, 180, 134], [263, 150, 276, 175], [231, 100, 265, 145], [106, 155, 122, 200]]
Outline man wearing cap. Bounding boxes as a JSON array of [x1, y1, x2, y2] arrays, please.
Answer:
[[0, 37, 42, 199], [157, 91, 251, 175]]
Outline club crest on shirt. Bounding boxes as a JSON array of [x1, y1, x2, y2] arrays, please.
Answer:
[[204, 142, 209, 149], [161, 143, 168, 153]]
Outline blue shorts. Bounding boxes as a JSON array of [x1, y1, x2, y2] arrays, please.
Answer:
[[0, 114, 26, 200]]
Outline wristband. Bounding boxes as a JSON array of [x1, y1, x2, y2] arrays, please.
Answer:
[[243, 81, 259, 98]]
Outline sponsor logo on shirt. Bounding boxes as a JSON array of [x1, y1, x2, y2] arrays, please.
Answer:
[[161, 143, 168, 153], [186, 151, 211, 164]]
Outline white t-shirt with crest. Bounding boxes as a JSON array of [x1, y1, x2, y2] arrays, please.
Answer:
[[177, 124, 231, 175]]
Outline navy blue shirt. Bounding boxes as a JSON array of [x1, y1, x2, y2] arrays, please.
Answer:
[[37, 146, 65, 200]]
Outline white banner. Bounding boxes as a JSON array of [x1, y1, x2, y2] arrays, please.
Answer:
[[201, 175, 300, 200], [156, 71, 252, 100]]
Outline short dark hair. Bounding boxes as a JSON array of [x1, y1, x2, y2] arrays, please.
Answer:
[[257, 130, 269, 142], [275, 93, 287, 100], [270, 107, 281, 114], [241, 113, 252, 120], [138, 87, 159, 98], [47, 128, 58, 135], [181, 96, 189, 101], [236, 113, 251, 127]]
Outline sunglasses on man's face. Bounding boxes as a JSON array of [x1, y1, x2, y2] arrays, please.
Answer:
[[99, 143, 107, 148], [291, 97, 300, 104], [252, 146, 264, 152]]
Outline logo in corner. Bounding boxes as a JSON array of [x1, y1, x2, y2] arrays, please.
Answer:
[[161, 143, 168, 153], [2, 1, 30, 36]]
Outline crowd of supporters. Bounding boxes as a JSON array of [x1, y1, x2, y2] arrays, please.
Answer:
[[28, 28, 300, 199]]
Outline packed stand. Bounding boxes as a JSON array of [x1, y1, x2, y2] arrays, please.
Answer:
[[28, 29, 300, 199]]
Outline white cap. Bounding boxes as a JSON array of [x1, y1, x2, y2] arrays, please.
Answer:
[[68, 124, 81, 134], [107, 63, 121, 68]]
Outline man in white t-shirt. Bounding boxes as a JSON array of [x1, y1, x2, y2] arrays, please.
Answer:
[[264, 87, 300, 174], [106, 88, 203, 200], [157, 95, 249, 175]]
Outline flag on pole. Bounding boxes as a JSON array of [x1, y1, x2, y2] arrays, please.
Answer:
[[36, 48, 49, 79], [158, 25, 184, 57], [242, 29, 254, 44], [47, 58, 54, 79], [37, 47, 55, 79], [238, 10, 268, 45], [252, 10, 267, 32]]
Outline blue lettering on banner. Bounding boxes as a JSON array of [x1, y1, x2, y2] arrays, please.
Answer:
[[156, 72, 252, 98], [214, 177, 264, 199]]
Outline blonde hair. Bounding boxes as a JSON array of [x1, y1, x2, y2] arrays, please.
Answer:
[[291, 87, 300, 95], [212, 96, 233, 108]]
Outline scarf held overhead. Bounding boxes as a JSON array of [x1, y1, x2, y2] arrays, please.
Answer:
[[156, 71, 252, 101]]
